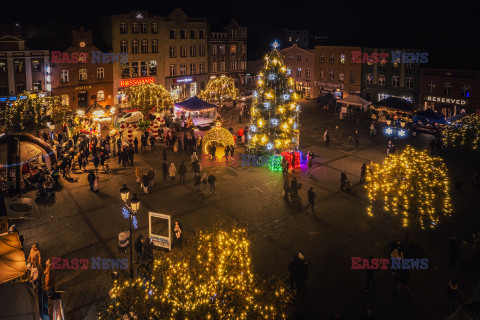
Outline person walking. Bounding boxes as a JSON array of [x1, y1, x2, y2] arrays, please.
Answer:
[[87, 170, 96, 191], [149, 136, 156, 150], [445, 280, 461, 314], [134, 235, 144, 263], [340, 171, 347, 191], [370, 122, 376, 136], [305, 187, 316, 212], [163, 148, 168, 162], [174, 221, 182, 248], [387, 140, 393, 156], [162, 161, 168, 182], [363, 256, 377, 293], [324, 129, 330, 147], [191, 152, 199, 171], [288, 255, 301, 290], [43, 259, 55, 297], [147, 168, 155, 188], [141, 174, 149, 193], [27, 243, 42, 269], [360, 163, 367, 183], [208, 172, 216, 194], [169, 163, 176, 182], [178, 161, 187, 183], [230, 145, 234, 158], [93, 173, 100, 192], [194, 172, 202, 192], [224, 145, 230, 163], [93, 154, 100, 172], [201, 173, 208, 194], [307, 156, 314, 178], [133, 137, 138, 154]]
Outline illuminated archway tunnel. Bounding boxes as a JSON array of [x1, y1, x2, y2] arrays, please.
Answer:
[[202, 126, 235, 156]]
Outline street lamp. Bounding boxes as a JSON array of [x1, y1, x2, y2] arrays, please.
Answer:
[[120, 185, 139, 278]]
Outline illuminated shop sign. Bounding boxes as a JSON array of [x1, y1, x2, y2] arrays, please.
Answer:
[[378, 93, 413, 103], [174, 77, 195, 83], [426, 96, 466, 105], [120, 77, 155, 87]]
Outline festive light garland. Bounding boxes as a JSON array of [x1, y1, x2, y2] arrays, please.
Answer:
[[123, 83, 173, 116], [0, 150, 55, 168], [201, 75, 238, 103], [268, 154, 283, 171], [248, 48, 300, 155], [202, 123, 235, 154], [99, 228, 293, 319], [443, 114, 480, 150], [281, 151, 301, 171], [365, 145, 453, 229]]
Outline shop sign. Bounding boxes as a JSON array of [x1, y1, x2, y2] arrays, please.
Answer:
[[426, 96, 466, 105], [174, 77, 195, 83], [120, 77, 155, 87], [75, 85, 92, 90]]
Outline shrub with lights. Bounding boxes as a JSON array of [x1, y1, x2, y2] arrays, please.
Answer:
[[98, 228, 293, 320], [443, 114, 480, 151], [201, 75, 238, 104], [365, 145, 453, 229], [248, 43, 300, 156], [123, 83, 173, 117]]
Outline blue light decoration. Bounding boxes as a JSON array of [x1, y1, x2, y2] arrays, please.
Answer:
[[266, 142, 274, 150], [270, 118, 278, 126], [286, 68, 291, 75], [122, 207, 130, 219], [132, 215, 138, 229], [398, 129, 407, 138], [264, 102, 271, 109], [271, 40, 280, 50], [385, 127, 394, 135], [250, 125, 257, 132], [293, 123, 298, 130], [3, 151, 55, 168], [253, 91, 259, 98], [282, 94, 290, 101], [268, 73, 276, 80]]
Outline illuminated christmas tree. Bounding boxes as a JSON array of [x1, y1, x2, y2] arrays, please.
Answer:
[[248, 41, 300, 155], [201, 75, 238, 104], [365, 146, 453, 230], [123, 83, 173, 116], [443, 114, 480, 150], [98, 228, 292, 320]]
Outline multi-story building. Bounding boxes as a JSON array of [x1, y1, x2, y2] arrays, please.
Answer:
[[284, 29, 309, 49], [280, 44, 314, 98], [419, 68, 480, 116], [50, 28, 114, 110], [208, 19, 247, 93], [102, 9, 208, 104], [313, 45, 362, 99], [361, 47, 421, 106], [0, 35, 51, 99], [0, 23, 38, 40]]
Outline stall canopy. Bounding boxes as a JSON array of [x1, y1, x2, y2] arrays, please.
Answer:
[[413, 108, 446, 125], [0, 232, 27, 284], [85, 101, 109, 118], [174, 96, 217, 112], [374, 97, 419, 113], [0, 281, 39, 320], [337, 95, 371, 108]]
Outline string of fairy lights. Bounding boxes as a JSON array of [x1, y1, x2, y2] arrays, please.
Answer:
[[248, 48, 300, 155], [365, 145, 453, 229], [201, 75, 238, 103], [123, 83, 173, 115], [443, 114, 480, 150], [99, 228, 292, 319]]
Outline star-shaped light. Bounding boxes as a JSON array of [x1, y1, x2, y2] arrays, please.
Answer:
[[271, 40, 280, 50]]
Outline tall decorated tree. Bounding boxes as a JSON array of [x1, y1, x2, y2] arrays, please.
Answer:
[[443, 114, 480, 151], [201, 75, 238, 105], [248, 42, 300, 155], [123, 83, 173, 116]]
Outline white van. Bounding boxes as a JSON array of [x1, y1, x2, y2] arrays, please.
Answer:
[[117, 111, 143, 124]]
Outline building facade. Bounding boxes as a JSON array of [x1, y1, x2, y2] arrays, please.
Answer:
[[208, 19, 247, 93], [313, 45, 362, 99], [360, 48, 421, 106], [280, 44, 314, 98], [284, 29, 309, 49], [419, 68, 480, 116], [50, 28, 114, 110], [0, 35, 51, 99]]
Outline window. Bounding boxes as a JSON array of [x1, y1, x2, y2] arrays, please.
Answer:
[[329, 54, 334, 63], [319, 68, 324, 78], [240, 61, 246, 70], [141, 40, 148, 53], [350, 71, 356, 83], [340, 54, 345, 64], [212, 62, 217, 73], [230, 45, 237, 54], [120, 40, 128, 53], [241, 44, 247, 54], [212, 45, 217, 55], [0, 61, 6, 73], [219, 45, 225, 55], [190, 29, 196, 39], [444, 82, 451, 95], [297, 54, 302, 61], [378, 75, 385, 85], [61, 70, 69, 83], [319, 55, 324, 63], [169, 46, 176, 58], [461, 83, 470, 97], [149, 60, 157, 75], [180, 46, 187, 57], [366, 73, 373, 84], [141, 61, 147, 77], [220, 62, 226, 72], [169, 65, 176, 76], [169, 29, 175, 39], [0, 82, 7, 95], [32, 60, 41, 72], [329, 69, 334, 80], [199, 29, 205, 38], [132, 22, 138, 33], [16, 82, 25, 93], [97, 67, 104, 79], [406, 77, 414, 89], [61, 95, 69, 106], [140, 23, 147, 33], [306, 68, 311, 78], [392, 75, 400, 87], [339, 70, 344, 81], [152, 23, 158, 34], [190, 63, 196, 74], [14, 60, 24, 73], [120, 22, 127, 34], [296, 68, 301, 77], [230, 29, 237, 38], [199, 45, 205, 56], [427, 80, 435, 93], [180, 64, 186, 75], [97, 91, 105, 101], [121, 63, 130, 78], [180, 29, 186, 39], [230, 61, 237, 71], [131, 62, 139, 77], [33, 80, 42, 91], [132, 40, 139, 54], [190, 46, 196, 57], [79, 69, 87, 80], [152, 40, 158, 53], [287, 68, 292, 75], [199, 63, 205, 74]]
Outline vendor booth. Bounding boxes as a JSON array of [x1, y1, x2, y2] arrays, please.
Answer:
[[75, 101, 112, 136], [371, 97, 420, 127], [174, 96, 218, 127], [337, 95, 371, 119]]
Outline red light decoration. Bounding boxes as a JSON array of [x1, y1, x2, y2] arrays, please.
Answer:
[[120, 77, 155, 87], [281, 151, 301, 171]]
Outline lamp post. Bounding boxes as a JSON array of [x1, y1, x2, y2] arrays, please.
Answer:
[[120, 184, 140, 278]]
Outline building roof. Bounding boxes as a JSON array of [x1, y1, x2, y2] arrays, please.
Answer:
[[174, 96, 217, 111]]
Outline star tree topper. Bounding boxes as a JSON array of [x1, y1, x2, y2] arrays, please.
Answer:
[[271, 40, 280, 50]]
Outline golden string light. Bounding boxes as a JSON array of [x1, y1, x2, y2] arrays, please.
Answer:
[[443, 114, 480, 150], [201, 75, 238, 103], [365, 145, 453, 229], [123, 83, 173, 116]]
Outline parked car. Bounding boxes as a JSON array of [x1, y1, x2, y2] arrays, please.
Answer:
[[117, 111, 143, 124]]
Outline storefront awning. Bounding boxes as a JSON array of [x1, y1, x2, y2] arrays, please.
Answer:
[[337, 95, 371, 107], [374, 97, 419, 113], [0, 232, 27, 284], [174, 96, 217, 112]]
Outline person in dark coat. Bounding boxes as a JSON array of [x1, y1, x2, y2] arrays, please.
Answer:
[[363, 256, 377, 293], [230, 145, 234, 157], [305, 187, 316, 212], [360, 163, 367, 183], [178, 161, 187, 183], [163, 148, 168, 162], [162, 161, 168, 182], [133, 137, 138, 154], [340, 171, 347, 191], [134, 235, 144, 263], [87, 171, 96, 191], [207, 172, 216, 194], [445, 280, 461, 314], [224, 145, 230, 163], [149, 136, 156, 150], [128, 147, 134, 165]]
